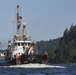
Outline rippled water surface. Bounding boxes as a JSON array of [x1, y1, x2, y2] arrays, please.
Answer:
[[0, 64, 76, 75]]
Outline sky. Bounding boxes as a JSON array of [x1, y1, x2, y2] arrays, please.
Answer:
[[0, 0, 76, 49]]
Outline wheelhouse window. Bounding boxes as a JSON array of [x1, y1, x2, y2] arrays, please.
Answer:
[[24, 43, 27, 46], [21, 43, 24, 46], [21, 42, 27, 46], [18, 43, 20, 46], [21, 42, 31, 46], [28, 43, 31, 46]]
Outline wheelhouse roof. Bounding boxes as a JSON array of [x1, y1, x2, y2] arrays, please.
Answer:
[[14, 40, 32, 43]]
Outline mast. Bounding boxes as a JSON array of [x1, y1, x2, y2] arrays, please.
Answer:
[[22, 22, 26, 36], [16, 5, 22, 35]]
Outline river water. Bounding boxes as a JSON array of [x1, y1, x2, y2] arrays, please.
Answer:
[[0, 64, 76, 75]]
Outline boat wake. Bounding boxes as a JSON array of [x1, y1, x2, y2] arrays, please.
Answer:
[[0, 64, 65, 68]]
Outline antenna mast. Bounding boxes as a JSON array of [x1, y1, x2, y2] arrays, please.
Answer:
[[22, 22, 26, 36], [16, 5, 22, 35]]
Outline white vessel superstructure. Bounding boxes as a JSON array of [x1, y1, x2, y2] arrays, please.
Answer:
[[7, 5, 38, 63]]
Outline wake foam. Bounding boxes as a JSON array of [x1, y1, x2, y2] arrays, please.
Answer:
[[2, 64, 65, 68]]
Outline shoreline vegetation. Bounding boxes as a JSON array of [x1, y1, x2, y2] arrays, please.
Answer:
[[38, 23, 76, 63]]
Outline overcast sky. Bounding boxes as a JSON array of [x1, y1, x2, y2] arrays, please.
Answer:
[[0, 0, 76, 49]]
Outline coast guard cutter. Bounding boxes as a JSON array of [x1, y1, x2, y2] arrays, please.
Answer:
[[5, 5, 48, 65]]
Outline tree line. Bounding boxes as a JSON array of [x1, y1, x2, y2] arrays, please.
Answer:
[[38, 24, 76, 63]]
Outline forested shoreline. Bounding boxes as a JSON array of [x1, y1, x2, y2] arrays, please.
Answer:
[[38, 24, 76, 63]]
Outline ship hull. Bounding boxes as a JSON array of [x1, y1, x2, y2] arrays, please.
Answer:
[[5, 54, 48, 65], [5, 57, 16, 65], [21, 54, 48, 64]]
